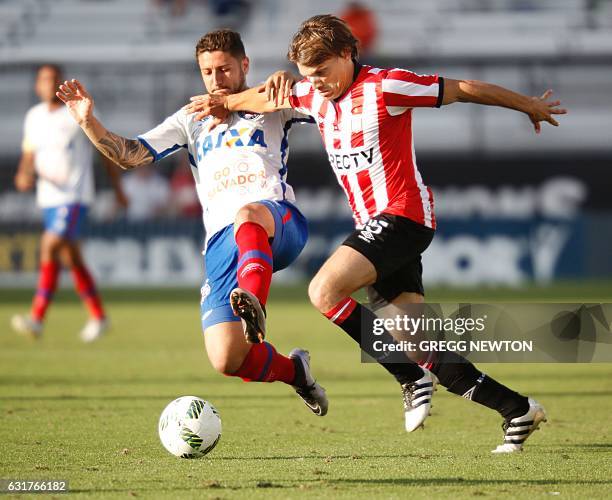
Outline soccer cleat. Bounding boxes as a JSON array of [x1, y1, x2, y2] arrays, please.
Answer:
[[289, 348, 328, 416], [402, 367, 435, 432], [79, 318, 109, 343], [11, 314, 43, 339], [492, 398, 547, 453], [230, 287, 266, 344]]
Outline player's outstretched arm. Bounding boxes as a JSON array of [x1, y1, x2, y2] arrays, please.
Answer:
[[442, 78, 567, 134], [57, 79, 153, 169], [185, 71, 297, 122]]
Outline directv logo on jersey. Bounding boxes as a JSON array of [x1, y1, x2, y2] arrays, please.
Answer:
[[358, 218, 389, 243], [328, 146, 375, 171]]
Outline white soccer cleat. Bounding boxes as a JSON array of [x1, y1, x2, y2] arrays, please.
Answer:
[[230, 287, 266, 344], [402, 367, 435, 432], [289, 348, 328, 416], [491, 398, 547, 453], [11, 314, 43, 339], [79, 318, 109, 343]]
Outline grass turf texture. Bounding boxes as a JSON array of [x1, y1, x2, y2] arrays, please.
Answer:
[[1, 284, 611, 499]]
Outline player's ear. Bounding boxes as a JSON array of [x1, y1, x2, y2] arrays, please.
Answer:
[[242, 56, 250, 76]]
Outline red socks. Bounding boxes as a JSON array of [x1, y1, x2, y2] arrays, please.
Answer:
[[234, 342, 295, 384], [232, 223, 294, 385], [323, 297, 358, 325], [71, 265, 105, 320], [31, 261, 61, 321], [235, 222, 273, 307]]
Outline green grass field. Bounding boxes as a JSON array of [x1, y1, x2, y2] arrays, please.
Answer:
[[1, 284, 611, 499]]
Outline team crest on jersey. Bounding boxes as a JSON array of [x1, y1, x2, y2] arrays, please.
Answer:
[[238, 111, 263, 120]]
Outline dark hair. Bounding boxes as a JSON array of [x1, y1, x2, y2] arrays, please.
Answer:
[[195, 29, 246, 60], [288, 14, 358, 66], [36, 63, 63, 78]]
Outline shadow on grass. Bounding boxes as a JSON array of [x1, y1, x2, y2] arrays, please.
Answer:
[[329, 477, 612, 487], [2, 389, 612, 402], [68, 476, 612, 494], [565, 443, 612, 450]]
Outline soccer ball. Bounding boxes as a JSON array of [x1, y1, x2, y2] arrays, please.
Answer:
[[158, 396, 222, 458]]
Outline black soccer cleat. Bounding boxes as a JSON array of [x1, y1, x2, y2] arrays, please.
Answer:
[[230, 287, 266, 344]]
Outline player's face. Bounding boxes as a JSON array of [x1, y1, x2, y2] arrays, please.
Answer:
[[35, 66, 62, 104], [297, 51, 354, 100], [198, 51, 249, 96]]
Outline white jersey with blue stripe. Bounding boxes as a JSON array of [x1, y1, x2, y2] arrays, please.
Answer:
[[138, 106, 312, 245]]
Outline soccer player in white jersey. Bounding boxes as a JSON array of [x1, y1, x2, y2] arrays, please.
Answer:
[[186, 15, 567, 451], [11, 64, 127, 342], [56, 30, 328, 416]]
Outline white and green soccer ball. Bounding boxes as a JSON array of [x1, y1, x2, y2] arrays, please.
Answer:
[[158, 396, 221, 458]]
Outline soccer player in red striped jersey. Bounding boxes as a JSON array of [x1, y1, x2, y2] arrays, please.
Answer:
[[186, 15, 565, 451]]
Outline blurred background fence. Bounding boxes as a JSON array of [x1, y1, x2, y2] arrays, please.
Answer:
[[1, 0, 611, 287]]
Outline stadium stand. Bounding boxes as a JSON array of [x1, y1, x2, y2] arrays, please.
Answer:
[[0, 0, 610, 155]]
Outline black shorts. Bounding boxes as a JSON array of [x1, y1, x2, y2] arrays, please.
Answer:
[[342, 212, 435, 303]]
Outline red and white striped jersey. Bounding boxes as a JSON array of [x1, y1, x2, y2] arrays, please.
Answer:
[[289, 64, 443, 229]]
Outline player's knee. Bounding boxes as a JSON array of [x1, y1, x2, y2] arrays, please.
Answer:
[[208, 352, 245, 376], [209, 356, 237, 376], [308, 274, 335, 313], [234, 203, 266, 227], [40, 234, 64, 262], [234, 203, 275, 237]]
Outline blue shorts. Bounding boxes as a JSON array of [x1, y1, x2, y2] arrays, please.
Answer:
[[200, 200, 308, 331], [42, 204, 88, 240]]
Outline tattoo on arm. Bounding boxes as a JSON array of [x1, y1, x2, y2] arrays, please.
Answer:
[[96, 131, 153, 169]]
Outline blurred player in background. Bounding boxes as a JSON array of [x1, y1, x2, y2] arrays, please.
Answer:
[[56, 30, 328, 416], [11, 64, 127, 342], [186, 14, 567, 451]]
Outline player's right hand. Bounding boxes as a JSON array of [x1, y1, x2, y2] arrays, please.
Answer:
[[184, 94, 229, 125], [56, 79, 95, 126], [265, 71, 297, 106]]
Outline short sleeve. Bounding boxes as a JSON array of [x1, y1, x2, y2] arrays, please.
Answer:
[[138, 109, 189, 162], [381, 69, 444, 116], [288, 79, 316, 117], [279, 107, 316, 125]]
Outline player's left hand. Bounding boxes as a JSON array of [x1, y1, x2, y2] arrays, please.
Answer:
[[527, 89, 567, 134], [184, 94, 229, 129], [265, 71, 297, 106]]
